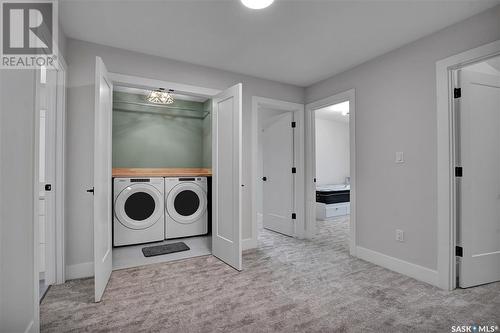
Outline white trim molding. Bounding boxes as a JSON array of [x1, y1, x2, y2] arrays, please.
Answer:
[[357, 247, 439, 287], [32, 55, 67, 333], [32, 69, 41, 333], [108, 72, 221, 98], [436, 39, 500, 291], [251, 96, 305, 249], [305, 89, 356, 256], [55, 57, 67, 285]]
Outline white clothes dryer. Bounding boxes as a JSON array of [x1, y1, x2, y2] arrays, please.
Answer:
[[164, 177, 208, 239], [113, 177, 165, 246]]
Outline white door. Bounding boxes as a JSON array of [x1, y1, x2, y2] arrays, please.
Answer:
[[458, 66, 500, 288], [212, 83, 242, 270], [93, 57, 113, 301], [262, 112, 294, 236]]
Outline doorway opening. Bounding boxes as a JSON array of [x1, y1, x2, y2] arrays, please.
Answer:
[[452, 55, 500, 289], [305, 89, 356, 255], [91, 59, 243, 302], [314, 101, 351, 250], [110, 85, 214, 270], [251, 97, 305, 248]]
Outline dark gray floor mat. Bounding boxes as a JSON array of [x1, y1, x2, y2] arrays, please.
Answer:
[[141, 242, 190, 257]]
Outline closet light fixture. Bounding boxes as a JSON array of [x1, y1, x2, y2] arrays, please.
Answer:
[[241, 0, 274, 10], [147, 88, 175, 105]]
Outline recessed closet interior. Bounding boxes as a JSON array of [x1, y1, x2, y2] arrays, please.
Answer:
[[112, 86, 212, 169], [111, 84, 214, 270]]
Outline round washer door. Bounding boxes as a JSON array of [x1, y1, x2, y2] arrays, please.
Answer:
[[115, 184, 163, 230], [166, 183, 207, 224]]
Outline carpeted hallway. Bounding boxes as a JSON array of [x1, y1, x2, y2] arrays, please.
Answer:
[[41, 217, 500, 332]]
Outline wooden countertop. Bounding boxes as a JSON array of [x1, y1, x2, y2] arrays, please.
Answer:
[[112, 168, 212, 177]]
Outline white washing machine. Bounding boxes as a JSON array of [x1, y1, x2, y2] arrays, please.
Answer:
[[113, 177, 165, 246], [165, 177, 208, 239]]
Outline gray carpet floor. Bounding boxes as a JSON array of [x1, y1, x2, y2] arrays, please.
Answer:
[[41, 217, 500, 332]]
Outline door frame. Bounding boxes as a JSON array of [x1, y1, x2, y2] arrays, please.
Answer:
[[108, 72, 221, 99], [33, 55, 67, 331], [436, 39, 500, 291], [54, 59, 67, 285], [95, 71, 246, 295], [305, 89, 356, 256], [109, 73, 245, 269], [251, 97, 305, 247], [33, 56, 67, 287]]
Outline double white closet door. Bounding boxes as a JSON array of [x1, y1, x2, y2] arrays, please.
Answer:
[[93, 57, 243, 302]]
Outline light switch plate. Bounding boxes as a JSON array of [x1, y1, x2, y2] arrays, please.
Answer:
[[395, 151, 404, 163], [396, 229, 404, 242]]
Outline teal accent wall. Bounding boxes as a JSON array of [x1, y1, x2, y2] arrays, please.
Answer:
[[112, 91, 211, 168], [202, 99, 212, 168]]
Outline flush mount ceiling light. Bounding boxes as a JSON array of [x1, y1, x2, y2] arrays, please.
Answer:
[[147, 88, 175, 105], [241, 0, 274, 10]]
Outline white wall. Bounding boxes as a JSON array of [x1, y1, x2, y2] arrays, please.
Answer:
[[315, 118, 349, 186], [306, 5, 500, 271], [65, 39, 304, 274], [0, 70, 37, 333]]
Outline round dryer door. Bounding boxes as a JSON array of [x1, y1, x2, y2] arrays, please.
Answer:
[[115, 184, 163, 230], [166, 183, 207, 224]]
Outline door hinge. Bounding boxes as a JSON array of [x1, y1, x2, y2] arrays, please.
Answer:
[[313, 178, 316, 183], [454, 88, 461, 99], [291, 121, 296, 128], [292, 167, 296, 174], [455, 167, 463, 177], [292, 213, 296, 220], [45, 184, 52, 191], [455, 246, 463, 257]]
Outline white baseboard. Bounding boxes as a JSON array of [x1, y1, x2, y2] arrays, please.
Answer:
[[242, 238, 257, 250], [66, 262, 93, 280], [356, 246, 439, 287]]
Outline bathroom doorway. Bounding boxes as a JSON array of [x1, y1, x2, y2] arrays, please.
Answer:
[[305, 89, 356, 255]]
